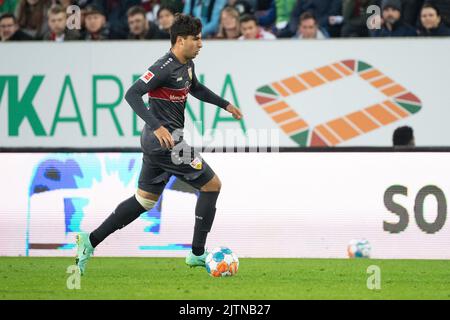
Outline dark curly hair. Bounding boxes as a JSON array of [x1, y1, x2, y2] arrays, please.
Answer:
[[170, 13, 202, 46], [393, 126, 414, 146]]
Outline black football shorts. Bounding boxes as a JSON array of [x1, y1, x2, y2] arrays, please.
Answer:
[[138, 139, 215, 195]]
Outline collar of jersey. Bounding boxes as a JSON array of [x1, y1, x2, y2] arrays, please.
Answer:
[[168, 49, 189, 66]]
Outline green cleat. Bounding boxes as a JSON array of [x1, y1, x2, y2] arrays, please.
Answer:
[[185, 250, 209, 268], [75, 232, 94, 276]]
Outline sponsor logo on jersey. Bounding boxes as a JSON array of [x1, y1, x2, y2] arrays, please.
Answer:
[[169, 94, 186, 102], [149, 87, 189, 103], [140, 70, 154, 84]]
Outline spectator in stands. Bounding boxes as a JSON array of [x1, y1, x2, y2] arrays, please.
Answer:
[[276, 0, 297, 30], [69, 0, 96, 28], [139, 0, 184, 21], [393, 126, 415, 146], [254, 0, 271, 14], [399, 0, 423, 27], [183, 0, 227, 37], [279, 0, 342, 38], [83, 4, 119, 39], [228, 0, 254, 15], [53, 0, 77, 10], [277, 0, 342, 38], [16, 0, 51, 38], [256, 0, 298, 31], [92, 0, 141, 38], [42, 4, 81, 40], [0, 0, 18, 14], [370, 0, 417, 36], [162, 0, 184, 13], [138, 0, 160, 22], [0, 12, 33, 40], [256, 0, 275, 28], [293, 11, 329, 39], [77, 0, 95, 7], [127, 5, 166, 39], [216, 5, 241, 39], [418, 2, 450, 35], [341, 0, 378, 37], [156, 5, 174, 38], [426, 0, 450, 26], [239, 13, 276, 39]]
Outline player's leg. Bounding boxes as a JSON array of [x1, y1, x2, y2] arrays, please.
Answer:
[[192, 174, 221, 254], [76, 189, 160, 275], [88, 188, 160, 248], [75, 153, 167, 275], [183, 171, 221, 267], [151, 142, 221, 267]]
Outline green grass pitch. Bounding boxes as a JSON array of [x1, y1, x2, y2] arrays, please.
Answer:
[[0, 257, 449, 299]]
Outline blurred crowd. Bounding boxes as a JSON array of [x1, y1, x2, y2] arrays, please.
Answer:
[[1, 0, 449, 41]]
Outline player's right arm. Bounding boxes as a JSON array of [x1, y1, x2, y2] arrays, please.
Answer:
[[125, 67, 175, 148]]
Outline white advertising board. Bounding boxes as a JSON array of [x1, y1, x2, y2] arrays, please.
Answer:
[[0, 151, 449, 259]]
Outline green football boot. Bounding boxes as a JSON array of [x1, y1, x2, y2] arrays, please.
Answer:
[[75, 232, 94, 276], [185, 250, 209, 268]]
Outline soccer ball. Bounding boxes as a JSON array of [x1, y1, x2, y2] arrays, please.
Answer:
[[347, 239, 371, 258], [205, 247, 239, 277]]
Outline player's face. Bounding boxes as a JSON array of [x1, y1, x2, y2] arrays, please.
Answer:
[[182, 33, 202, 59], [128, 14, 148, 36], [240, 21, 258, 39], [299, 19, 317, 39], [421, 7, 440, 29], [48, 13, 67, 35], [0, 17, 18, 41]]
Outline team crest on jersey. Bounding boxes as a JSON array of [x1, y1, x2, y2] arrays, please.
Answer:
[[190, 157, 202, 170], [140, 71, 154, 84], [188, 67, 192, 80]]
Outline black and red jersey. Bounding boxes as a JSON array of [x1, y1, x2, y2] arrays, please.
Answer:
[[125, 50, 229, 135]]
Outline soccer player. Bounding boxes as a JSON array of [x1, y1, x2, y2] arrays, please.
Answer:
[[75, 14, 242, 275]]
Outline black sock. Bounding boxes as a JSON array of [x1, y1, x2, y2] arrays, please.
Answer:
[[192, 238, 207, 256], [89, 233, 101, 248], [89, 195, 147, 248], [192, 191, 220, 255]]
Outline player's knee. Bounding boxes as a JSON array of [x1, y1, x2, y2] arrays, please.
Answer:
[[135, 189, 159, 210], [200, 175, 221, 192]]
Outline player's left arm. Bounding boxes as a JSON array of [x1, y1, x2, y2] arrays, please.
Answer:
[[189, 68, 243, 120]]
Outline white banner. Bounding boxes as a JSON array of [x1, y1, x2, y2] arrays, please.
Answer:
[[0, 151, 449, 259], [0, 39, 449, 147]]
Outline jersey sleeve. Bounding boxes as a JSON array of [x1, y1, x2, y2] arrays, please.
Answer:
[[124, 64, 170, 131], [189, 64, 230, 110]]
